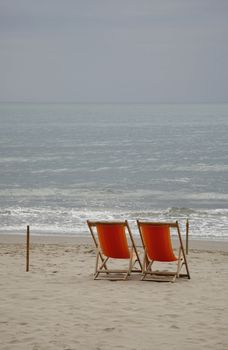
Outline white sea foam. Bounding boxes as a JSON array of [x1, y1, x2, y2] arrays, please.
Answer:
[[0, 206, 228, 240]]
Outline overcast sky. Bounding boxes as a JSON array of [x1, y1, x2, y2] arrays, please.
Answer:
[[0, 0, 228, 103]]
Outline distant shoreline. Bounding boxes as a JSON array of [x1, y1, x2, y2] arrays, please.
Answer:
[[1, 233, 228, 252]]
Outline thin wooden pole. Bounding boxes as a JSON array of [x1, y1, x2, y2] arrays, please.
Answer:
[[26, 225, 30, 272], [186, 219, 189, 255]]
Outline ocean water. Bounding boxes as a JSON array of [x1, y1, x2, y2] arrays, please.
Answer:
[[0, 103, 228, 240]]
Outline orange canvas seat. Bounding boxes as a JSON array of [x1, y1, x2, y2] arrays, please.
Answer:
[[137, 220, 190, 282], [87, 220, 142, 280]]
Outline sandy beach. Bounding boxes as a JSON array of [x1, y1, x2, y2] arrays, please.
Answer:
[[0, 234, 228, 350]]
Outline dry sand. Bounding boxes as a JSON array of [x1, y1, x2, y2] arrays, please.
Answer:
[[0, 234, 228, 350]]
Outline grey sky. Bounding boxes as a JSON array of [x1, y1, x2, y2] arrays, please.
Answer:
[[1, 0, 228, 103]]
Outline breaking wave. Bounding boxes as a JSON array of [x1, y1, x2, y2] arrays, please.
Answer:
[[0, 206, 227, 240]]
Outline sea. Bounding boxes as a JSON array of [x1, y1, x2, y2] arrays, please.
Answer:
[[0, 103, 228, 240]]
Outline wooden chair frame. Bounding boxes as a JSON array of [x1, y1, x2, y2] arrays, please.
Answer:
[[87, 220, 142, 280], [137, 220, 190, 282]]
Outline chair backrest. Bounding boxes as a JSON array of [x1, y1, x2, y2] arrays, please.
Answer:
[[137, 221, 177, 262], [88, 221, 131, 259]]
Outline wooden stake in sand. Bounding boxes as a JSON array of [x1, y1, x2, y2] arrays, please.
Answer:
[[186, 219, 189, 255], [26, 225, 30, 272]]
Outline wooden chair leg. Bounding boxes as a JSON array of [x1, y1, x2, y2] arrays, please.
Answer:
[[94, 254, 109, 279], [176, 247, 182, 278], [94, 250, 99, 278], [141, 261, 153, 280]]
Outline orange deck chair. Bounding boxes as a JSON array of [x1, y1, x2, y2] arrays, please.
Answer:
[[137, 220, 190, 282], [87, 220, 142, 280]]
